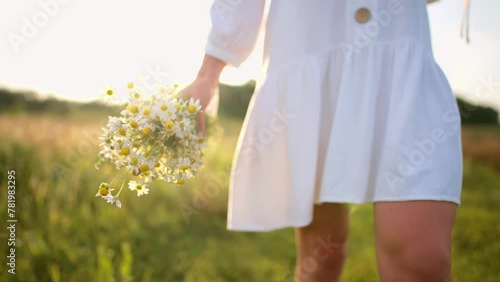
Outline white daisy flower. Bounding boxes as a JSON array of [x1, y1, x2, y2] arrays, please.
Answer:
[[137, 157, 156, 174], [107, 116, 123, 134], [178, 118, 192, 132], [102, 85, 116, 97], [174, 171, 188, 185], [140, 123, 155, 136], [187, 154, 202, 170], [177, 157, 192, 171], [95, 182, 112, 197], [128, 180, 149, 196], [186, 97, 202, 114]]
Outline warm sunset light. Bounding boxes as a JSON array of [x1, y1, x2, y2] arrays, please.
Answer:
[[1, 1, 499, 281]]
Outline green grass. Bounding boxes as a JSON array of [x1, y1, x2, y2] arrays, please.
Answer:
[[0, 114, 499, 281]]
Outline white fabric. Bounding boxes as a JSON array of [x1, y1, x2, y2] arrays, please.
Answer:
[[205, 0, 463, 231]]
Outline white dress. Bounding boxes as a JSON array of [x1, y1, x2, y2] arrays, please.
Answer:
[[205, 0, 463, 231]]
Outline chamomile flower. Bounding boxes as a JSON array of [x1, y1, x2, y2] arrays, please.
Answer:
[[138, 157, 155, 174], [186, 98, 202, 114], [173, 171, 188, 185], [95, 182, 111, 197], [177, 118, 192, 131], [188, 154, 202, 170], [107, 116, 123, 134], [140, 123, 155, 136], [128, 180, 149, 196], [102, 85, 117, 97], [177, 157, 192, 171]]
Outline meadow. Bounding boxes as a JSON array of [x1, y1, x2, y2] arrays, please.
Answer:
[[0, 110, 499, 282]]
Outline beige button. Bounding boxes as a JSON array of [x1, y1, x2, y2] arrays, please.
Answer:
[[355, 7, 371, 23]]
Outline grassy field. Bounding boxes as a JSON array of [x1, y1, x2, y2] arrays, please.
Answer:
[[0, 113, 499, 282]]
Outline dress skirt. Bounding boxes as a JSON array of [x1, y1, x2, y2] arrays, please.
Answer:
[[205, 0, 463, 231]]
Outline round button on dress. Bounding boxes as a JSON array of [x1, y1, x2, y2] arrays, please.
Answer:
[[205, 0, 463, 231], [355, 7, 371, 23]]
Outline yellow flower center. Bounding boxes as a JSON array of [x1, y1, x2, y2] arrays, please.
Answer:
[[155, 162, 161, 168], [175, 104, 182, 111], [136, 185, 142, 190], [187, 104, 197, 113], [133, 92, 140, 99], [106, 89, 114, 96], [119, 128, 126, 136], [131, 157, 138, 165], [99, 187, 108, 196], [121, 147, 130, 155], [127, 82, 134, 89], [143, 108, 151, 116], [176, 180, 185, 185], [98, 183, 110, 196], [142, 127, 152, 135], [160, 104, 168, 111], [164, 121, 174, 130], [130, 120, 139, 128], [140, 164, 149, 172], [180, 165, 190, 171], [128, 105, 139, 113], [189, 157, 196, 164]]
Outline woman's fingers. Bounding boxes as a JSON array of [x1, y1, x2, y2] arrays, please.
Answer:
[[197, 112, 205, 136]]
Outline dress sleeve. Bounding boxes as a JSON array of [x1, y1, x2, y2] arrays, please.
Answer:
[[205, 0, 267, 67]]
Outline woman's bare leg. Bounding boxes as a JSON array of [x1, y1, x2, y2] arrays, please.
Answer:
[[294, 203, 350, 282], [374, 200, 457, 282]]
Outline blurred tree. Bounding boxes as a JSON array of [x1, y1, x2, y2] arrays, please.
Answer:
[[1, 86, 498, 126], [457, 97, 499, 125]]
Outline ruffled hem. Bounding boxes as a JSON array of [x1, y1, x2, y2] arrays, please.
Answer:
[[227, 38, 463, 231]]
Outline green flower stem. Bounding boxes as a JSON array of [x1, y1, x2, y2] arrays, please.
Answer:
[[109, 168, 126, 185], [114, 175, 128, 198]]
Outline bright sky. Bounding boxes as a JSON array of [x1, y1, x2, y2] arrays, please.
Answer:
[[0, 0, 499, 110]]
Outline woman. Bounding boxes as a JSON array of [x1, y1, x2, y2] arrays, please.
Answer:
[[182, 0, 462, 281]]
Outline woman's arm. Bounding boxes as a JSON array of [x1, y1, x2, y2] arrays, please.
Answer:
[[181, 0, 267, 134], [205, 0, 267, 67], [196, 54, 226, 88]]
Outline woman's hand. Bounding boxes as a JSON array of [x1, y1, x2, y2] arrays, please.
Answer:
[[179, 76, 218, 135], [179, 55, 226, 136]]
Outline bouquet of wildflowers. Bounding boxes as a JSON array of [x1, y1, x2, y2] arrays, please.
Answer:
[[95, 82, 207, 208]]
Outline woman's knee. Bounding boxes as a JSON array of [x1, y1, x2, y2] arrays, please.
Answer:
[[295, 239, 348, 281], [378, 236, 451, 273], [374, 201, 456, 279]]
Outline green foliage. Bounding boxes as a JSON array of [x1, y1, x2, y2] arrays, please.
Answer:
[[217, 81, 256, 119]]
